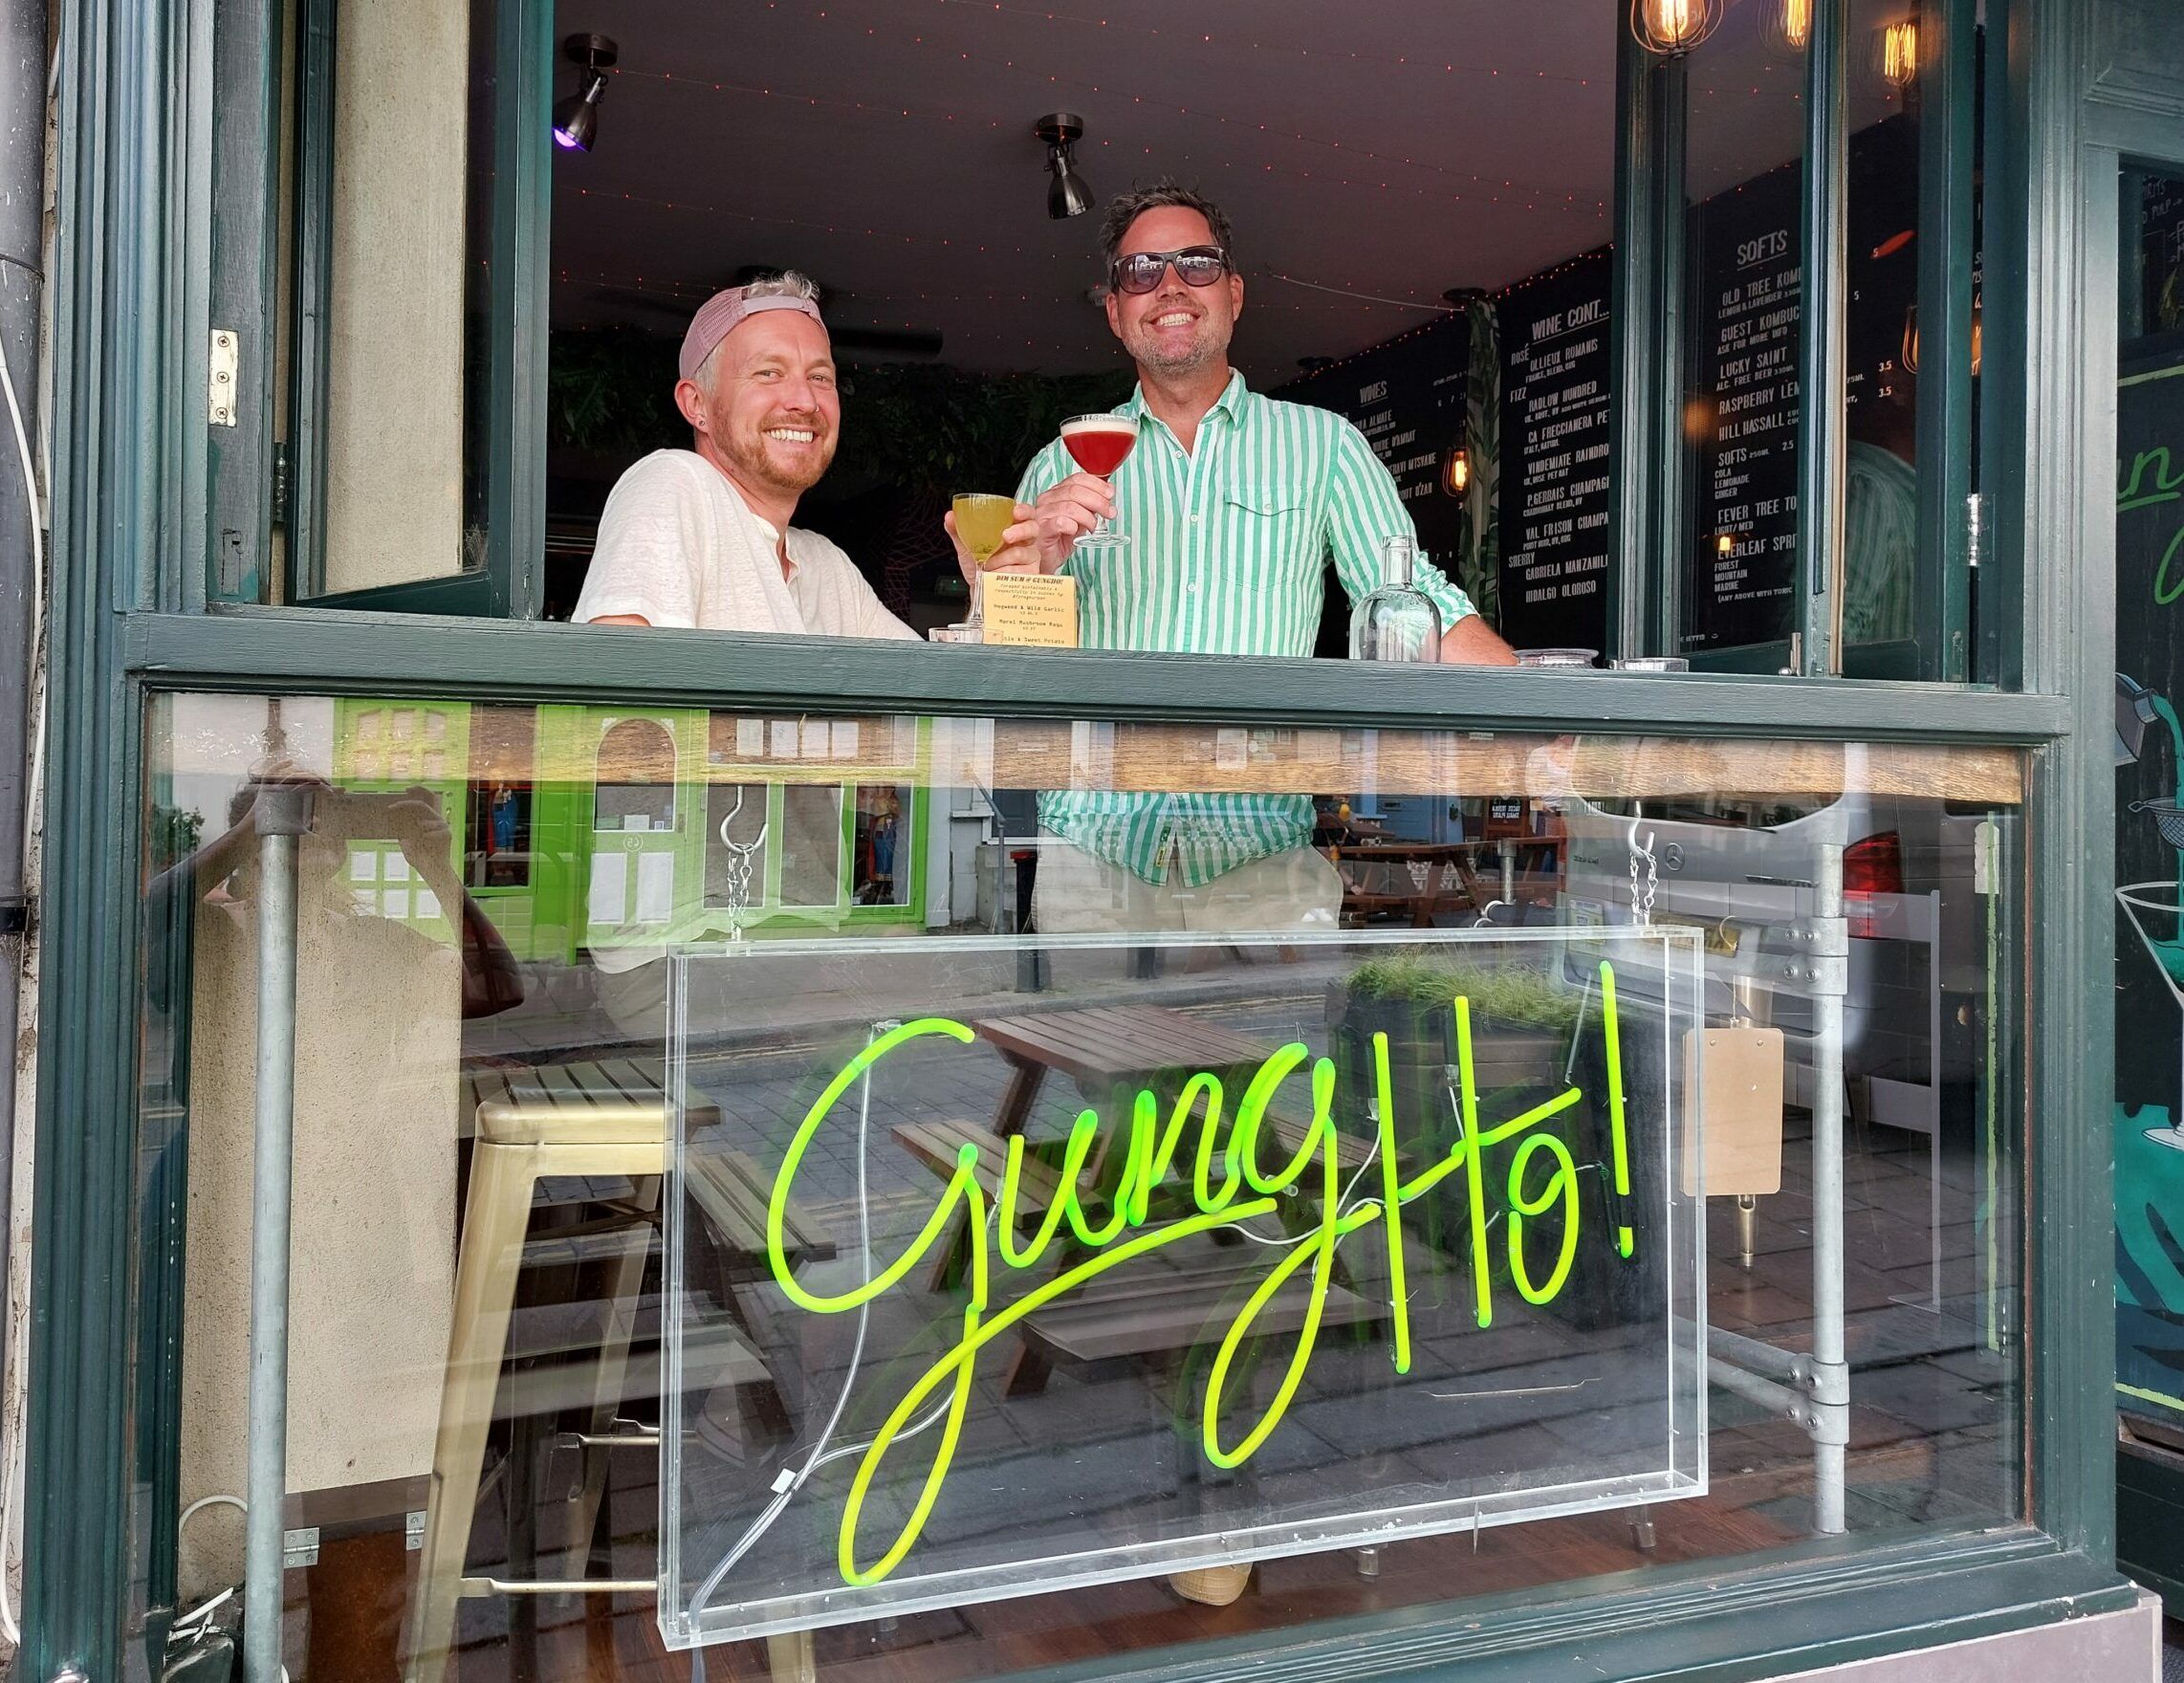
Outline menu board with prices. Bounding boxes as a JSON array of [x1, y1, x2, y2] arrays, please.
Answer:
[[1684, 117, 1925, 656], [1275, 312, 1473, 568], [1496, 248, 1614, 652], [1685, 162, 1803, 652]]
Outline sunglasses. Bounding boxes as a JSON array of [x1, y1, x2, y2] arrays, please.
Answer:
[[1109, 245, 1231, 295]]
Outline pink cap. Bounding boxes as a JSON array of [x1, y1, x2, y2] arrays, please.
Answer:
[[678, 288, 826, 382]]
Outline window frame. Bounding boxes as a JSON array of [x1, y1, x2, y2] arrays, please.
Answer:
[[15, 3, 2153, 1683]]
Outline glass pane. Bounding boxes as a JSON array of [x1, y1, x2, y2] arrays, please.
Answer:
[[662, 927, 1707, 1645], [131, 693, 2027, 1678], [1676, 0, 1984, 672], [1679, 3, 1814, 656], [302, 0, 493, 594], [2113, 167, 2184, 1471]]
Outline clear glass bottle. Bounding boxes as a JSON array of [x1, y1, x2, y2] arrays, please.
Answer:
[[1349, 536, 1444, 662]]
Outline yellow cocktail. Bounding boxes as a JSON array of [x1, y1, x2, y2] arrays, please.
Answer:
[[952, 492, 1016, 629]]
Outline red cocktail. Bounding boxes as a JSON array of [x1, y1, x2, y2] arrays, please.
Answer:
[[1059, 413, 1139, 551]]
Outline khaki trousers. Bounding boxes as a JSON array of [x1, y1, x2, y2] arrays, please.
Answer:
[[1029, 833, 1342, 935]]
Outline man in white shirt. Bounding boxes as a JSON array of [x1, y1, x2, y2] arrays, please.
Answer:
[[574, 272, 916, 640]]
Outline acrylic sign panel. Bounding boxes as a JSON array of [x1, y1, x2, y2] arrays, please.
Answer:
[[659, 929, 1706, 1646]]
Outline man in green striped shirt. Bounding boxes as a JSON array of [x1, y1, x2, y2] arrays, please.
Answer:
[[951, 180, 1516, 934]]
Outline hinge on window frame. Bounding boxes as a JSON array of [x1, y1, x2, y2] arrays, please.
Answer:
[[1966, 491, 1985, 570], [272, 440, 292, 529]]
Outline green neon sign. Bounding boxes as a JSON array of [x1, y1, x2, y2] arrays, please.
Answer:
[[763, 962, 1637, 1588]]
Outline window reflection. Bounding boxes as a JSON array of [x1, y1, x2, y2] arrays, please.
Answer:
[[134, 693, 2026, 1683]]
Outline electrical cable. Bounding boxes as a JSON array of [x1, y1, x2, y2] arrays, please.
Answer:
[[686, 1022, 892, 1680], [1261, 270, 1456, 313]]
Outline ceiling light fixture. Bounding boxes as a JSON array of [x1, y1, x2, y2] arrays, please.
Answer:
[[1036, 113, 1094, 220], [554, 33, 618, 153], [1629, 0, 1723, 56]]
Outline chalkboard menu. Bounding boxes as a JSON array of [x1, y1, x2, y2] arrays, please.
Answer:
[[1274, 312, 1471, 567], [1682, 118, 1924, 655], [1496, 248, 1615, 651], [1685, 163, 1804, 651]]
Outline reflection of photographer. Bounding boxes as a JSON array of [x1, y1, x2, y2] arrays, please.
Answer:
[[147, 773, 522, 1020]]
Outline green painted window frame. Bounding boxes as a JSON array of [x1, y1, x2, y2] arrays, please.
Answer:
[[16, 2, 2154, 1682]]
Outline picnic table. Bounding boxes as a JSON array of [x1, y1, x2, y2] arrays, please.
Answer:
[[890, 1003, 1387, 1393], [1331, 836, 1562, 927]]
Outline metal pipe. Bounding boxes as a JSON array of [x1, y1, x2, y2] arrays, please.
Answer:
[[245, 787, 311, 1683], [0, 0, 48, 1449], [1707, 1356, 1810, 1424], [1810, 839, 1850, 1534], [1700, 1321, 1814, 1389]]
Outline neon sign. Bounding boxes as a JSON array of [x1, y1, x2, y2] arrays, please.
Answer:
[[765, 963, 1637, 1588]]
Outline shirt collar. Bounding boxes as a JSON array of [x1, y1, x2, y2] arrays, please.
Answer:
[[1121, 368, 1251, 436]]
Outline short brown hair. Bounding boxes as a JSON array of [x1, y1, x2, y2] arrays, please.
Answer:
[[1098, 179, 1235, 272]]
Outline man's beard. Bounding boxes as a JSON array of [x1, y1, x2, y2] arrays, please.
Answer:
[[724, 419, 835, 495], [1126, 317, 1229, 378]]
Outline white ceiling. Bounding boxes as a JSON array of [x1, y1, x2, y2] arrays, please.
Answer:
[[547, 0, 1874, 380]]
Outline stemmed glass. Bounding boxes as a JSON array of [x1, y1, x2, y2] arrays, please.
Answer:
[[951, 492, 1016, 634], [1059, 413, 1139, 553]]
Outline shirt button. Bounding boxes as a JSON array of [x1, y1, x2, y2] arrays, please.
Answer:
[[1186, 581, 1199, 594]]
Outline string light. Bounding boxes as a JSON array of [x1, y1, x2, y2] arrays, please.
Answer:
[[927, 0, 1595, 86], [616, 52, 1604, 217]]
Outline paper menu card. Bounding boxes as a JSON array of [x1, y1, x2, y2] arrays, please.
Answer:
[[981, 571, 1080, 647]]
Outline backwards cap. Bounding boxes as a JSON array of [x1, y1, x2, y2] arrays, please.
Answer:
[[678, 286, 827, 383]]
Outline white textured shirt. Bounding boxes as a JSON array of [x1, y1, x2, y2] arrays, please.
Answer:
[[575, 449, 916, 641]]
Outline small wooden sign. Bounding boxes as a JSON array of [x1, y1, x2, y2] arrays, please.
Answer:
[[1681, 1025, 1785, 1198], [981, 571, 1080, 647]]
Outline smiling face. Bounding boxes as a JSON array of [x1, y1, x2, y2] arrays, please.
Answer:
[[1103, 205, 1243, 380], [676, 310, 841, 508]]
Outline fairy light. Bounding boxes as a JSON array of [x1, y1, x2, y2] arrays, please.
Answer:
[[617, 55, 1604, 217]]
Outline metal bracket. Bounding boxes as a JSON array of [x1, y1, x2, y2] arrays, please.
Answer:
[[406, 1509, 426, 1552], [282, 1525, 319, 1570], [208, 329, 239, 426]]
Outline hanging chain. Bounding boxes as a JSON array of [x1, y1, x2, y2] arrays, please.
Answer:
[[1627, 820, 1657, 929], [716, 793, 769, 943]]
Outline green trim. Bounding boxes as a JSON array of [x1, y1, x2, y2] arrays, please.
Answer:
[[2118, 1383, 2184, 1411], [125, 610, 2072, 743], [1016, 1536, 2132, 1683], [484, 0, 552, 621], [2014, 0, 2114, 1569], [1912, 0, 1978, 682], [203, 0, 282, 603], [283, 0, 336, 602], [1797, 0, 1850, 675], [21, 0, 167, 1671]]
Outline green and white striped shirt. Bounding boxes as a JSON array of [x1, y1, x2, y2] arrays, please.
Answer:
[[1016, 371, 1475, 885], [1842, 440, 1917, 646]]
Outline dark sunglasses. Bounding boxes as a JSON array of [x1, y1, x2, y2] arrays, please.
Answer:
[[1109, 245, 1231, 295]]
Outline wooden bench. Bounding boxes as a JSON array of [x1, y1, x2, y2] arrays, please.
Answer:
[[1007, 1244, 1387, 1396]]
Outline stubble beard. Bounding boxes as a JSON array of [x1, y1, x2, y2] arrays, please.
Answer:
[[723, 419, 835, 498]]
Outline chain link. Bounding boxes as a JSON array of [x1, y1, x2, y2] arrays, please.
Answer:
[[1627, 821, 1657, 928], [716, 794, 769, 943]]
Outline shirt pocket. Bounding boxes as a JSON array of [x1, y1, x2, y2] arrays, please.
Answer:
[[1216, 484, 1318, 581]]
